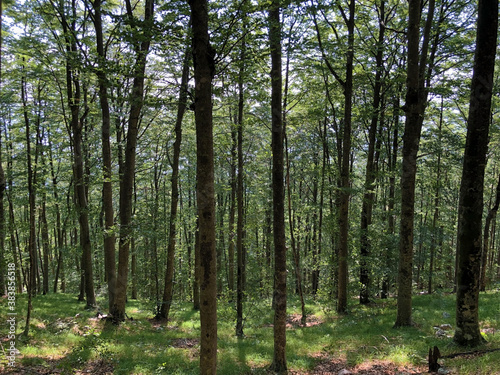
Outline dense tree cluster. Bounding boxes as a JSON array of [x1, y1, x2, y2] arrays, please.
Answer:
[[0, 0, 498, 371]]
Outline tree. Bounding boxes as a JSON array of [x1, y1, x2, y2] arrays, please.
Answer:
[[89, 0, 117, 313], [269, 0, 287, 372], [395, 0, 435, 327], [188, 0, 218, 373], [235, 24, 246, 338], [158, 45, 189, 320], [0, 0, 6, 296], [52, 0, 96, 309], [21, 66, 37, 337], [480, 174, 500, 291], [311, 0, 355, 313], [112, 0, 155, 322], [454, 0, 498, 347], [359, 0, 387, 305]]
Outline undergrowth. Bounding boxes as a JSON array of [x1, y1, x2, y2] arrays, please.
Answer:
[[1, 290, 499, 374]]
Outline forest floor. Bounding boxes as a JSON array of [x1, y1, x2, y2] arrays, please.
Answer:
[[1, 289, 499, 374]]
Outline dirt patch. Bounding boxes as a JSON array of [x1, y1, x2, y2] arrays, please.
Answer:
[[285, 354, 426, 375], [285, 314, 324, 328], [148, 316, 168, 328], [170, 338, 199, 349]]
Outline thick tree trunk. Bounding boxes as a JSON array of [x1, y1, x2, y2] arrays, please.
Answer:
[[158, 46, 189, 320], [112, 0, 154, 322], [189, 0, 217, 372], [269, 1, 287, 372], [454, 0, 498, 347], [394, 0, 425, 327]]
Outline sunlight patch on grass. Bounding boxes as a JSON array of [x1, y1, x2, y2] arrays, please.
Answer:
[[385, 345, 419, 366]]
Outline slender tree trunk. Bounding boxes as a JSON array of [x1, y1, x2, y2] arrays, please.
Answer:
[[428, 98, 443, 295], [113, 0, 154, 322], [58, 0, 96, 308], [360, 0, 385, 304], [336, 0, 355, 314], [189, 0, 217, 372], [228, 125, 237, 294], [193, 219, 201, 310], [382, 96, 400, 299], [286, 134, 306, 325], [0, 1, 5, 296], [158, 46, 189, 320], [314, 119, 328, 297], [41, 198, 50, 295], [269, 1, 287, 372], [480, 175, 500, 291], [455, 0, 498, 346], [235, 27, 246, 337], [91, 0, 117, 312], [22, 70, 36, 337]]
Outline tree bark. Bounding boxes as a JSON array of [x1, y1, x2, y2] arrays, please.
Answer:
[[428, 98, 443, 295], [337, 0, 355, 314], [395, 0, 427, 327], [91, 0, 117, 312], [360, 0, 385, 305], [269, 1, 287, 372], [0, 0, 5, 296], [112, 0, 154, 322], [189, 0, 217, 372], [235, 27, 246, 337], [58, 0, 96, 309], [454, 0, 498, 347], [21, 71, 36, 337]]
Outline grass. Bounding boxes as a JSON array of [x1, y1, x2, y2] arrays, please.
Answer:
[[1, 290, 499, 374]]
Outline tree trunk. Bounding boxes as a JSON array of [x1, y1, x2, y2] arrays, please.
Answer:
[[113, 0, 154, 322], [21, 71, 36, 337], [0, 132, 5, 296], [158, 45, 189, 320], [360, 0, 385, 305], [454, 0, 498, 346], [41, 198, 50, 295], [235, 27, 246, 337], [269, 1, 287, 372], [428, 98, 443, 295], [228, 124, 237, 294], [395, 0, 428, 327], [481, 186, 499, 291], [189, 0, 217, 372], [336, 0, 355, 314], [91, 0, 117, 312], [57, 0, 96, 309], [0, 1, 5, 295]]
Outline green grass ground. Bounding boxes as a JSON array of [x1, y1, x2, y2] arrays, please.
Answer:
[[1, 290, 499, 374]]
